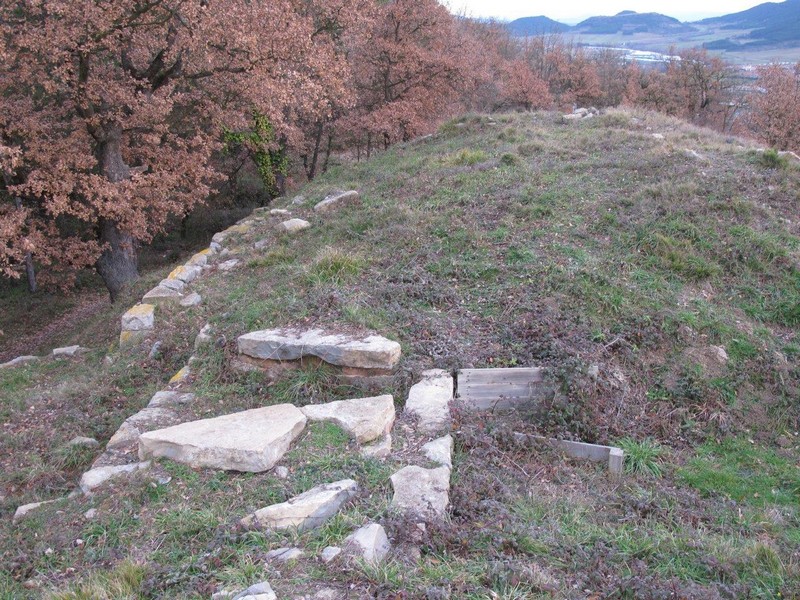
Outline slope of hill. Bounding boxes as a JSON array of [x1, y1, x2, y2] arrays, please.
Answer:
[[698, 0, 800, 47], [1, 109, 799, 599], [507, 15, 570, 36], [573, 11, 695, 35]]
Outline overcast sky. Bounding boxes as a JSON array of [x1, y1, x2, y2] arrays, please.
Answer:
[[446, 0, 772, 23]]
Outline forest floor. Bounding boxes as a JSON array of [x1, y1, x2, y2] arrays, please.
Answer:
[[1, 108, 799, 599]]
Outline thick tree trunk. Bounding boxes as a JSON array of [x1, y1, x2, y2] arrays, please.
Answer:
[[95, 127, 138, 301]]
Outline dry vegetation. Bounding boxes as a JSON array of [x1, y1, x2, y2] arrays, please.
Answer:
[[1, 109, 799, 599]]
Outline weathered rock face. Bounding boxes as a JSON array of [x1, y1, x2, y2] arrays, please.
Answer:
[[218, 259, 240, 272], [301, 395, 395, 444], [180, 292, 202, 307], [238, 328, 401, 372], [195, 324, 213, 349], [344, 523, 391, 564], [143, 285, 184, 306], [139, 405, 307, 472], [314, 190, 359, 213], [159, 277, 186, 291], [231, 580, 277, 600], [186, 250, 210, 267], [241, 479, 358, 530], [80, 461, 151, 494], [390, 465, 450, 520], [279, 218, 311, 234], [270, 208, 291, 216], [0, 355, 39, 369], [52, 345, 85, 357], [405, 369, 453, 433], [121, 304, 155, 331], [168, 265, 201, 283], [361, 433, 392, 459], [13, 499, 57, 524], [422, 435, 453, 469]]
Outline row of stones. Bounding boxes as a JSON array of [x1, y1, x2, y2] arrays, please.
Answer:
[[0, 344, 87, 369], [119, 190, 360, 348]]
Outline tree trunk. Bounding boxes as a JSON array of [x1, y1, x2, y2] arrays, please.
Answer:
[[95, 126, 138, 301], [306, 122, 324, 181], [322, 133, 333, 174], [13, 198, 36, 293]]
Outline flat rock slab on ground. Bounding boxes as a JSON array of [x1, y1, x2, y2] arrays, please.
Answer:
[[301, 395, 395, 444], [314, 190, 359, 212], [139, 404, 306, 472], [241, 479, 358, 530], [390, 465, 450, 520], [238, 328, 401, 371], [180, 292, 202, 307], [52, 345, 85, 357], [0, 355, 39, 369], [279, 218, 311, 234], [80, 461, 151, 494], [344, 523, 390, 564], [405, 369, 453, 433], [13, 499, 58, 524]]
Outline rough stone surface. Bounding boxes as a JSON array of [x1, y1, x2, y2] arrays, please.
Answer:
[[121, 304, 155, 331], [254, 239, 270, 250], [422, 435, 453, 469], [301, 395, 395, 444], [52, 345, 85, 357], [405, 370, 453, 433], [232, 581, 277, 600], [320, 546, 342, 563], [274, 466, 290, 479], [168, 365, 191, 385], [119, 330, 148, 347], [270, 208, 291, 216], [314, 190, 359, 212], [168, 265, 201, 283], [143, 285, 184, 305], [291, 195, 306, 205], [241, 479, 357, 530], [195, 324, 213, 349], [0, 355, 39, 369], [67, 436, 100, 449], [390, 466, 450, 520], [139, 405, 306, 472], [80, 461, 151, 494], [265, 547, 304, 562], [147, 391, 195, 409], [361, 434, 392, 459], [238, 328, 401, 371], [186, 250, 210, 267], [159, 277, 186, 291], [180, 292, 202, 307], [344, 523, 390, 565], [13, 499, 57, 524], [218, 259, 240, 272], [279, 218, 311, 234]]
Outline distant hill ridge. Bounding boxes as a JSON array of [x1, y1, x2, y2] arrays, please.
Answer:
[[507, 1, 800, 49]]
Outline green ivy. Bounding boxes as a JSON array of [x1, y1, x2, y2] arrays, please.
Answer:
[[224, 111, 288, 196]]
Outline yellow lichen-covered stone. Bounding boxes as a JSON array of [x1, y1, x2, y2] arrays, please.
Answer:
[[119, 330, 147, 348], [121, 303, 155, 331], [169, 366, 191, 385], [167, 265, 200, 283]]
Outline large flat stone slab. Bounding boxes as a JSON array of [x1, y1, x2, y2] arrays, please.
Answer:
[[80, 461, 151, 494], [390, 465, 450, 520], [143, 285, 184, 306], [0, 355, 39, 369], [138, 405, 306, 472], [238, 328, 401, 371], [301, 395, 395, 444], [241, 479, 358, 530], [405, 369, 453, 433]]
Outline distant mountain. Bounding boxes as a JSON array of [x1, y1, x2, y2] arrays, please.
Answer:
[[696, 0, 800, 47], [573, 11, 696, 35], [507, 15, 570, 36]]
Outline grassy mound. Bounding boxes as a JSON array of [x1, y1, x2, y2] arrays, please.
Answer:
[[1, 108, 798, 599]]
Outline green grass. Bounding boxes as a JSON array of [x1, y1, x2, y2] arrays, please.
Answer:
[[679, 438, 800, 506], [619, 438, 665, 477]]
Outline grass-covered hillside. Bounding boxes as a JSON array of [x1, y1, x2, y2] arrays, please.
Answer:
[[1, 108, 799, 599]]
